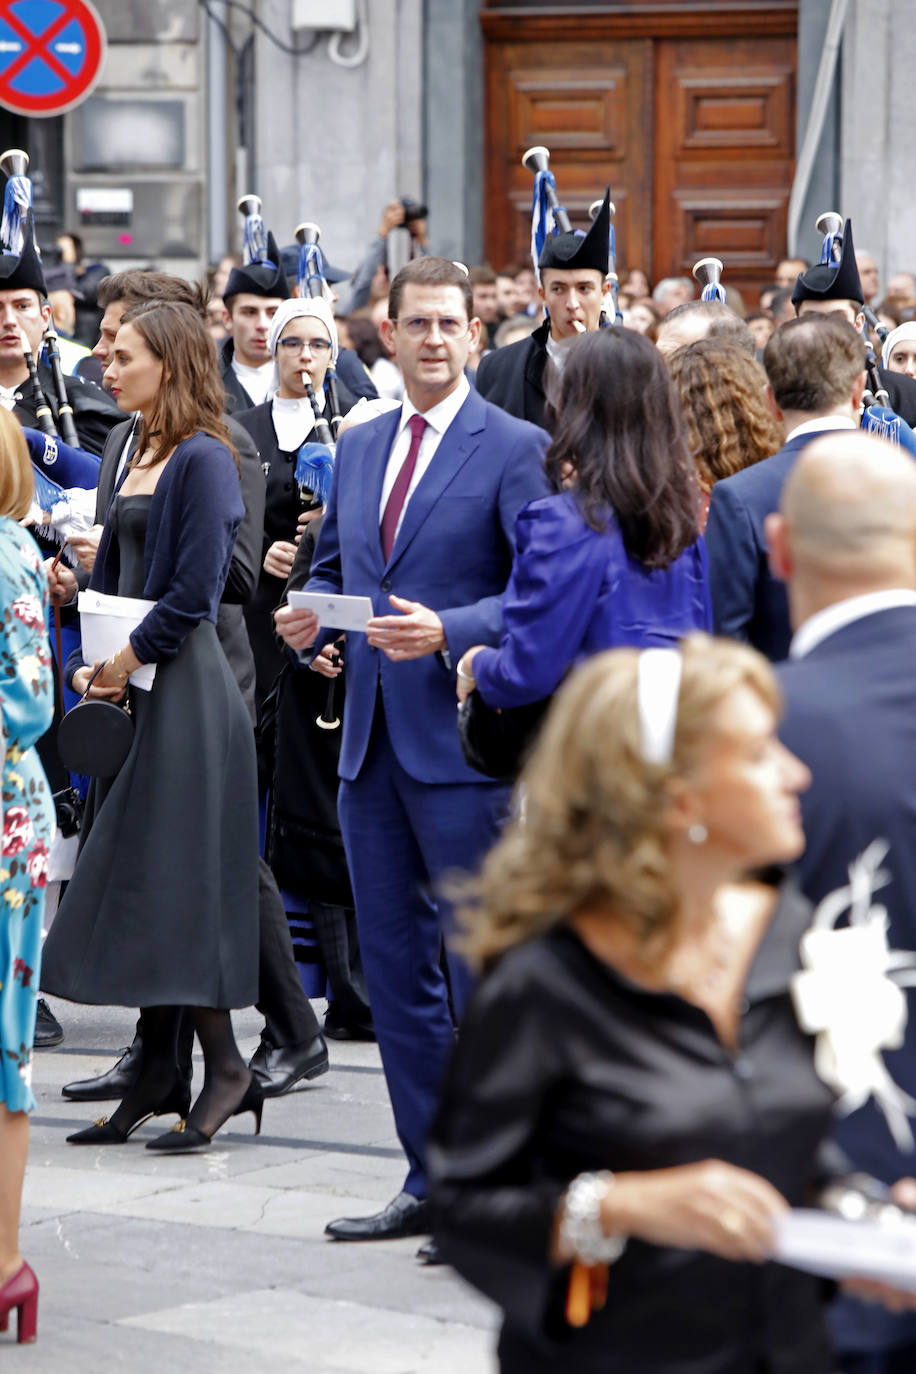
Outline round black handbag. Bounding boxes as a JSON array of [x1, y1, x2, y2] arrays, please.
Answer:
[[457, 689, 550, 781], [57, 663, 134, 778]]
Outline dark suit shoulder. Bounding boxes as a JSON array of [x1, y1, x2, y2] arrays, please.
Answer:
[[466, 387, 550, 448], [476, 333, 544, 397], [780, 606, 916, 679], [712, 440, 802, 508], [231, 401, 271, 436], [225, 413, 258, 460]]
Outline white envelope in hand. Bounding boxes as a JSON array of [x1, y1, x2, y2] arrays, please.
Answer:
[[287, 590, 375, 634], [775, 1208, 916, 1291], [78, 591, 157, 691]]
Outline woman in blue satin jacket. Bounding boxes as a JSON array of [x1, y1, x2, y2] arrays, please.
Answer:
[[456, 327, 711, 709]]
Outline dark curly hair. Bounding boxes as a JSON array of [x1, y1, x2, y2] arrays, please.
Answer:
[[667, 340, 782, 493], [545, 327, 701, 569]]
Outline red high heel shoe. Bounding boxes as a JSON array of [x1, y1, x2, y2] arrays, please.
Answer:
[[0, 1260, 38, 1343]]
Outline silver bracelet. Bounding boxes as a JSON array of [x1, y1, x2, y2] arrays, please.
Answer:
[[559, 1171, 627, 1265]]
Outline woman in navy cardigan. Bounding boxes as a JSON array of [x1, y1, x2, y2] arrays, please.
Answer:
[[456, 328, 711, 711], [41, 302, 263, 1152]]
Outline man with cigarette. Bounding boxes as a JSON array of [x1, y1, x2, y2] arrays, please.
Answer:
[[476, 191, 614, 430]]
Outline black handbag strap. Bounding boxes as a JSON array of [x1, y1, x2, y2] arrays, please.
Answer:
[[53, 606, 66, 718], [77, 661, 107, 702]]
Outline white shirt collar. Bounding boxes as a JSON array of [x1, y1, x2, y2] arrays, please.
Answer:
[[785, 415, 858, 444], [271, 393, 316, 451], [400, 374, 470, 436], [790, 590, 916, 659]]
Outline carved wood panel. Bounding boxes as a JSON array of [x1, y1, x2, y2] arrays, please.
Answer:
[[482, 9, 798, 304], [654, 37, 796, 300], [484, 38, 652, 274]]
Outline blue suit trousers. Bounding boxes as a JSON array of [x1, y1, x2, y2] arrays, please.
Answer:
[[338, 703, 510, 1197]]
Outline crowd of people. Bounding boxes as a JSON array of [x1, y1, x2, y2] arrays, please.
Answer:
[[1, 182, 916, 1372]]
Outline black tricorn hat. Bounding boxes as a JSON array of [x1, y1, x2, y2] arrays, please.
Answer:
[[538, 188, 610, 276], [0, 217, 47, 296], [791, 218, 864, 308], [279, 242, 351, 285], [223, 230, 290, 303]]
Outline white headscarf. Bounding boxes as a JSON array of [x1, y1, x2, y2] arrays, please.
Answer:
[[881, 321, 916, 370], [267, 296, 339, 394]]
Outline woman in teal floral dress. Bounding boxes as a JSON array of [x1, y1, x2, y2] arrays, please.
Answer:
[[0, 409, 54, 1344]]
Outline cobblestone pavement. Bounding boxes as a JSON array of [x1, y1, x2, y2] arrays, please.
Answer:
[[11, 997, 498, 1373]]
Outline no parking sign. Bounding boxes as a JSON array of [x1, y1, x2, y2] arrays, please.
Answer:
[[0, 0, 106, 117]]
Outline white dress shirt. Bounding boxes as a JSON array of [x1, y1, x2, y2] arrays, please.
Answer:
[[784, 415, 858, 444], [232, 357, 273, 407], [378, 375, 470, 544], [790, 590, 916, 660], [271, 394, 315, 451]]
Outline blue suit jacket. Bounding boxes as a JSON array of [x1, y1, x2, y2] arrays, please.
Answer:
[[705, 429, 848, 662], [779, 606, 916, 1352], [307, 387, 551, 783]]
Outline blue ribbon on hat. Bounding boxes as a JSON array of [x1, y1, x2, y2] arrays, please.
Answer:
[[242, 208, 268, 266], [699, 278, 727, 305], [297, 241, 327, 301], [1, 174, 30, 256], [530, 168, 571, 271]]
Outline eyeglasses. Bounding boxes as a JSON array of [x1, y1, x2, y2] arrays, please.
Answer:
[[392, 315, 469, 339], [278, 336, 333, 356]]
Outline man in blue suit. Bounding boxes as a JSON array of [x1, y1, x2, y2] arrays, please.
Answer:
[[769, 431, 916, 1371], [704, 314, 865, 660], [276, 257, 550, 1251]]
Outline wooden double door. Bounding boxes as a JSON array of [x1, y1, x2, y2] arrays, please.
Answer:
[[482, 5, 798, 304]]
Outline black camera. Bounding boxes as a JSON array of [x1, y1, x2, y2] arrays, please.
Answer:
[[53, 787, 84, 839]]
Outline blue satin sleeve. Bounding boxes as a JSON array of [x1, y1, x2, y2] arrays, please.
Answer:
[[474, 495, 712, 709], [473, 497, 613, 708]]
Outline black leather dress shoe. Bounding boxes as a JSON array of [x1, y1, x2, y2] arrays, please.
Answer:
[[325, 1192, 430, 1241], [34, 999, 63, 1048], [416, 1239, 445, 1265], [323, 1007, 376, 1043], [62, 1037, 143, 1101], [248, 1033, 329, 1098]]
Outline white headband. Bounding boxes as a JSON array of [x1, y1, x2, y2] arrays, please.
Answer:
[[267, 297, 339, 395], [881, 321, 916, 369], [637, 648, 682, 766]]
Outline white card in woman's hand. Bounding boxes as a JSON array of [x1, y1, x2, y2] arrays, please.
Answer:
[[287, 590, 374, 633], [78, 591, 157, 690], [774, 1209, 916, 1289]]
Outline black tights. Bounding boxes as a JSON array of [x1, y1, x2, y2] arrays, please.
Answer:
[[111, 1005, 249, 1140]]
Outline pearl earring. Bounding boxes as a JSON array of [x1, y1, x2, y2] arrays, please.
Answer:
[[687, 823, 708, 845]]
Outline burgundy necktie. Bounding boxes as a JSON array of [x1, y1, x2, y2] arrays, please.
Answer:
[[380, 413, 427, 561]]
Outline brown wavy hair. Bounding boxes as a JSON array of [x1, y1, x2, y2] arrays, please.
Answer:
[[457, 635, 780, 970], [668, 340, 782, 494], [120, 301, 238, 472], [545, 327, 700, 569]]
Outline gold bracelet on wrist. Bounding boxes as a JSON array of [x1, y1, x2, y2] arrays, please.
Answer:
[[109, 651, 129, 684]]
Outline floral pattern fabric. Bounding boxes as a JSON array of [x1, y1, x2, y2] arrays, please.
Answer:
[[0, 516, 54, 1113]]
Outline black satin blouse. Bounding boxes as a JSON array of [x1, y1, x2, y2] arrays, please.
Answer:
[[428, 885, 837, 1374]]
